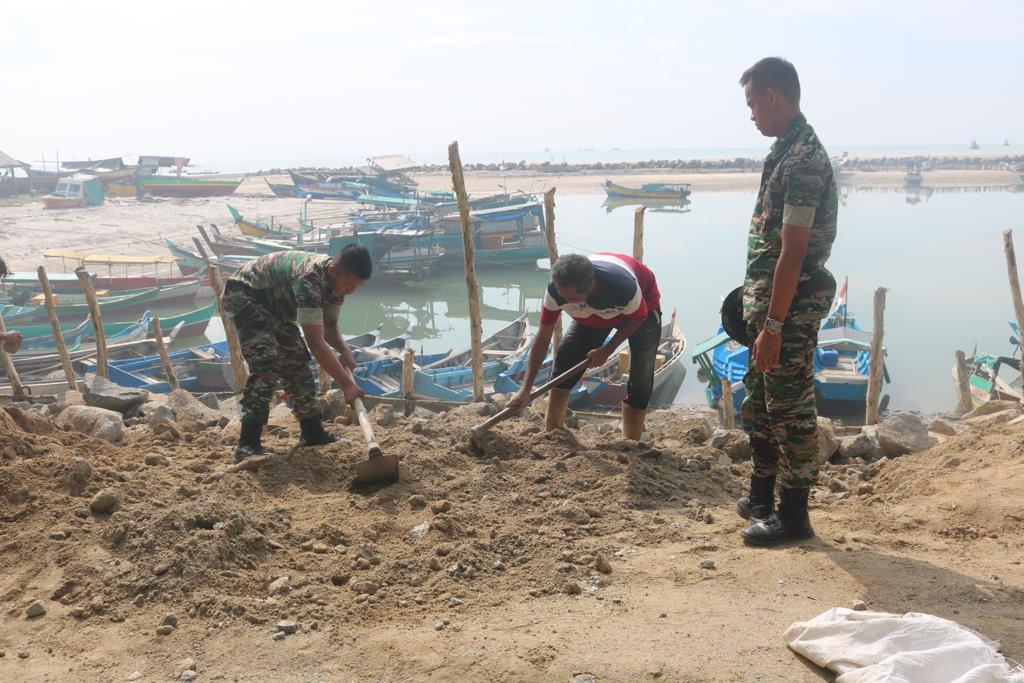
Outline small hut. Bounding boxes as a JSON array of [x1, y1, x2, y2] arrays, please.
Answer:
[[0, 148, 30, 198]]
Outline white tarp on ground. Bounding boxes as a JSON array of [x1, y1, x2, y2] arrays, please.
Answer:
[[784, 608, 1024, 683]]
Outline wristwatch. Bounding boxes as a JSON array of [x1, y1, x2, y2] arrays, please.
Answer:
[[764, 317, 784, 335]]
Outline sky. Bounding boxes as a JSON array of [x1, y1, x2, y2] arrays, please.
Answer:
[[1, 0, 1022, 169]]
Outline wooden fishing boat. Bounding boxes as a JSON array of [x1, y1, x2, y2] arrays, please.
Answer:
[[12, 314, 164, 375], [603, 180, 691, 201], [575, 312, 686, 410], [137, 175, 241, 198], [165, 239, 248, 276], [904, 165, 923, 189], [228, 204, 297, 239], [16, 300, 215, 343], [955, 352, 1022, 408], [602, 196, 691, 214], [264, 178, 299, 198], [2, 280, 201, 325], [41, 175, 105, 209], [80, 340, 227, 394]]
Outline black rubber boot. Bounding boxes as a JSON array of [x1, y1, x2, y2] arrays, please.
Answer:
[[299, 417, 338, 446], [736, 474, 776, 522], [233, 419, 268, 464], [741, 487, 815, 546]]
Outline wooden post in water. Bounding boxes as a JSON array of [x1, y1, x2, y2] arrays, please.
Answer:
[[632, 206, 646, 262], [721, 376, 735, 429], [75, 266, 108, 379], [865, 287, 888, 425], [542, 187, 562, 352], [0, 314, 27, 401], [37, 266, 77, 391], [403, 348, 415, 416], [151, 316, 179, 392], [207, 265, 249, 392], [448, 141, 485, 402], [1003, 229, 1024, 387], [954, 350, 973, 415]]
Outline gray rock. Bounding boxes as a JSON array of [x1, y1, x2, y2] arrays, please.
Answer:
[[876, 412, 937, 457], [161, 612, 178, 627], [707, 428, 751, 462], [964, 409, 1023, 428], [155, 625, 174, 636], [55, 405, 124, 443], [677, 416, 716, 444], [197, 393, 220, 410], [167, 389, 220, 423], [817, 417, 838, 465], [408, 495, 427, 509], [852, 599, 867, 611], [962, 400, 1021, 420], [147, 404, 176, 428], [62, 457, 93, 493], [218, 395, 241, 417], [89, 489, 119, 514], [594, 555, 613, 574], [268, 576, 291, 595], [350, 580, 379, 595], [272, 631, 286, 641], [699, 559, 716, 570], [563, 581, 582, 595], [321, 389, 348, 420], [25, 600, 46, 618], [144, 453, 169, 466], [838, 432, 877, 460], [928, 418, 960, 436], [82, 374, 148, 414], [572, 676, 598, 683], [180, 670, 197, 681], [374, 404, 395, 427], [275, 620, 298, 634]]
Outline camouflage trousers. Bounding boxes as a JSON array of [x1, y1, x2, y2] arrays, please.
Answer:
[[222, 284, 320, 424], [740, 319, 820, 490]]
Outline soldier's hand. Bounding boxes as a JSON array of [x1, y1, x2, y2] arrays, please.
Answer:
[[343, 381, 365, 405], [753, 329, 782, 373], [509, 387, 532, 411], [339, 347, 358, 371]]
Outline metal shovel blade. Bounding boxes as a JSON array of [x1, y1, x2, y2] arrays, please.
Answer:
[[353, 450, 399, 485]]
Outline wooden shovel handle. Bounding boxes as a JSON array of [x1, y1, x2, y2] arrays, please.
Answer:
[[342, 366, 382, 457], [472, 358, 591, 435]]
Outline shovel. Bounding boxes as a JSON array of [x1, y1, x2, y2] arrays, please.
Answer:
[[469, 358, 591, 448], [342, 366, 399, 485]]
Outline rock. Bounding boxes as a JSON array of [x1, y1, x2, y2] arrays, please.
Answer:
[[276, 620, 298, 634], [196, 392, 220, 410], [817, 417, 838, 464], [410, 522, 430, 538], [408, 495, 427, 509], [350, 580, 379, 595], [25, 600, 46, 618], [161, 612, 178, 627], [852, 599, 867, 611], [55, 405, 124, 443], [128, 672, 142, 681], [147, 404, 176, 428], [373, 404, 395, 427], [218, 395, 241, 417], [83, 374, 148, 414], [493, 560, 506, 572], [268, 576, 291, 595], [89, 489, 119, 515], [555, 501, 590, 524], [699, 559, 716, 570], [180, 671, 197, 682], [928, 418, 960, 437], [272, 631, 286, 641], [155, 625, 174, 636], [434, 621, 445, 631], [167, 389, 220, 423], [430, 499, 452, 514], [321, 389, 348, 419], [838, 432, 877, 460], [855, 484, 874, 496], [177, 658, 196, 676], [876, 412, 937, 457], [964, 409, 1022, 428], [572, 676, 598, 683], [563, 581, 582, 595], [144, 453, 169, 466], [707, 428, 751, 462], [54, 389, 85, 409], [677, 416, 716, 444], [594, 555, 613, 574], [49, 530, 69, 540], [962, 400, 1021, 420], [3, 405, 54, 435], [62, 457, 93, 493]]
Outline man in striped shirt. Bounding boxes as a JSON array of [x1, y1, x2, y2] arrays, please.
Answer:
[[509, 253, 662, 439]]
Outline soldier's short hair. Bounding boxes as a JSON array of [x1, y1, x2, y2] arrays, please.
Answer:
[[334, 244, 372, 280], [551, 254, 594, 292], [740, 57, 800, 104]]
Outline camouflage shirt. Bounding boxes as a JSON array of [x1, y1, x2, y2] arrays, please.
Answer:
[[228, 251, 343, 326], [743, 113, 838, 323]]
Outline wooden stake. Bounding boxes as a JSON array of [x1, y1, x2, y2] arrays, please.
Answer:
[[37, 266, 77, 390], [954, 350, 973, 415], [151, 316, 179, 391], [0, 313, 27, 401], [448, 141, 485, 402], [1003, 229, 1024, 387], [865, 287, 888, 425], [721, 376, 735, 429], [543, 187, 562, 353], [75, 267, 108, 379], [403, 347, 415, 416], [207, 265, 249, 392], [633, 206, 646, 262]]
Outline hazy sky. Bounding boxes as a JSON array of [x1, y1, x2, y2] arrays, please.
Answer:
[[2, 0, 1021, 167]]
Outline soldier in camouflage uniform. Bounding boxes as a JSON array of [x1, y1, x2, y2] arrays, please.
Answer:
[[734, 58, 838, 546], [222, 245, 373, 462]]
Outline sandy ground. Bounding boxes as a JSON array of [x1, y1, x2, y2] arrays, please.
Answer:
[[0, 169, 1019, 274], [0, 398, 1022, 682]]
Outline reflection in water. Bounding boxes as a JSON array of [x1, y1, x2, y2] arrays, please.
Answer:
[[603, 196, 692, 214]]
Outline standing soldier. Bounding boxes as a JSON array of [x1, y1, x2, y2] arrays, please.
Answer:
[[734, 57, 838, 546], [509, 253, 662, 439], [222, 245, 372, 462]]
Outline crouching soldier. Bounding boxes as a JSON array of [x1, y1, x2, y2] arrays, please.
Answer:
[[222, 245, 372, 462], [509, 253, 662, 439]]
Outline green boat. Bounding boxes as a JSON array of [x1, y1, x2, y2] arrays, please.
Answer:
[[16, 300, 216, 341], [4, 280, 202, 324]]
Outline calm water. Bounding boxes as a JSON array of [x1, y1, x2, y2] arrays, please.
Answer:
[[162, 186, 1024, 414]]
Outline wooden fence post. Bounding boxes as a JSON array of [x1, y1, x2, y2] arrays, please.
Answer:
[[0, 314, 27, 401], [865, 287, 888, 425], [37, 266, 77, 390], [954, 350, 973, 415], [207, 265, 249, 392], [633, 207, 646, 262], [1003, 229, 1024, 388], [75, 267, 108, 379], [543, 187, 562, 353], [721, 376, 735, 429], [151, 316, 179, 391], [403, 348, 415, 416], [448, 141, 485, 402]]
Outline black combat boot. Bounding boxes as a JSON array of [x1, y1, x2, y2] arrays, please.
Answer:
[[299, 417, 339, 446], [233, 418, 268, 464], [735, 474, 776, 522], [741, 487, 815, 546]]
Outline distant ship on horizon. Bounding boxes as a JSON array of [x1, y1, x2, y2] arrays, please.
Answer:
[[970, 139, 981, 150]]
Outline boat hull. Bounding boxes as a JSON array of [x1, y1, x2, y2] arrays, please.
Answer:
[[138, 176, 241, 198]]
